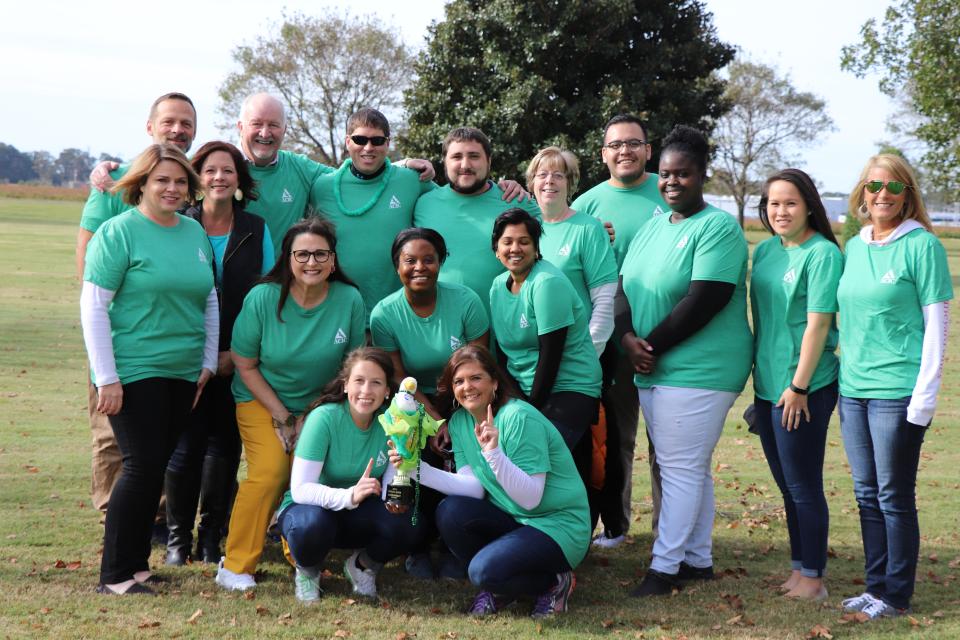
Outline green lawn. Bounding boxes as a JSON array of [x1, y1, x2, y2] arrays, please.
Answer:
[[1, 196, 958, 639]]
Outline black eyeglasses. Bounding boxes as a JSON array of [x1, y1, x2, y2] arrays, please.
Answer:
[[603, 139, 648, 151], [291, 249, 335, 263], [350, 135, 389, 147]]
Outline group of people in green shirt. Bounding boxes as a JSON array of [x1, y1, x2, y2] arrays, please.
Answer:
[[78, 92, 950, 623]]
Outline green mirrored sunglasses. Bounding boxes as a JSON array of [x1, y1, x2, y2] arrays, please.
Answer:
[[864, 180, 908, 195]]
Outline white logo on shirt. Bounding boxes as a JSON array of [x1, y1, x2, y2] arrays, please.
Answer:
[[880, 270, 897, 284], [519, 313, 529, 329], [450, 335, 463, 351], [389, 195, 402, 209], [653, 205, 666, 217], [783, 268, 796, 283], [376, 450, 387, 467], [281, 189, 294, 203], [334, 328, 347, 344], [557, 244, 571, 256], [198, 248, 207, 264], [676, 235, 689, 250]]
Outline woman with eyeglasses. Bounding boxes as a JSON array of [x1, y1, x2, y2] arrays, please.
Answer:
[[750, 169, 842, 601], [837, 154, 952, 620], [215, 217, 365, 592]]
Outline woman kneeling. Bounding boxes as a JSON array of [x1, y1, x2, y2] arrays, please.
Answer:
[[278, 348, 424, 602]]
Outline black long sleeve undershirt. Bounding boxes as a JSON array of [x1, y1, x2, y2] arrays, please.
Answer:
[[528, 327, 568, 408], [644, 280, 735, 354]]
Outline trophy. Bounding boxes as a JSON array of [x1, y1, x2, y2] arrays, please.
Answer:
[[378, 377, 443, 514]]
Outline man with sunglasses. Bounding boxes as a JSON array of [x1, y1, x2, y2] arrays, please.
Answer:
[[571, 114, 668, 550]]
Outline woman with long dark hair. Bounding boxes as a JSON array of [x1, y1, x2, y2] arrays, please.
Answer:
[[215, 217, 365, 591], [750, 168, 842, 600]]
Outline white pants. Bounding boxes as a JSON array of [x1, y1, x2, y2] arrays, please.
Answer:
[[638, 386, 738, 574]]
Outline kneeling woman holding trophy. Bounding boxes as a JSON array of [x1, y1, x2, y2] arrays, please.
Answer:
[[391, 345, 590, 618], [277, 348, 425, 602]]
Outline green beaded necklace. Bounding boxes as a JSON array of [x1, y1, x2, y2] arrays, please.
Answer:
[[333, 158, 393, 216]]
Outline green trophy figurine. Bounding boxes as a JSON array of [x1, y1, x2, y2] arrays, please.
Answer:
[[379, 377, 443, 514]]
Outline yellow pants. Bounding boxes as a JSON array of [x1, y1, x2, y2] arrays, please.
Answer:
[[223, 400, 292, 575]]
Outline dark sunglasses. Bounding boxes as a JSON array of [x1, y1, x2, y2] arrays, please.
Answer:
[[350, 135, 389, 147], [864, 180, 909, 195]]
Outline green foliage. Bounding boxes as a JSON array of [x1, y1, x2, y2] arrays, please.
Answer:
[[711, 59, 834, 227], [841, 0, 960, 200], [0, 142, 37, 183], [218, 12, 415, 166], [841, 209, 863, 246], [400, 0, 734, 190]]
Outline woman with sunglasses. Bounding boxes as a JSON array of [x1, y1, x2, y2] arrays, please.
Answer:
[[215, 218, 365, 591], [750, 169, 841, 601], [837, 154, 952, 619]]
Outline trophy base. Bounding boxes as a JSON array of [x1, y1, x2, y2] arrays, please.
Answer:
[[385, 483, 414, 514]]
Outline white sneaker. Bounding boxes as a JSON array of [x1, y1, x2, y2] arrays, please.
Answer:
[[591, 530, 626, 549], [215, 557, 256, 591], [861, 598, 904, 619], [344, 551, 378, 598], [841, 591, 878, 612], [294, 566, 321, 603]]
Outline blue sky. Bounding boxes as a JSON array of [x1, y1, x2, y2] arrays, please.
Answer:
[[0, 0, 894, 192]]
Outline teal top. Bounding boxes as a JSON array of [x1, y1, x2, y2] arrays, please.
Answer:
[[207, 228, 275, 288], [539, 211, 618, 311], [79, 164, 131, 233]]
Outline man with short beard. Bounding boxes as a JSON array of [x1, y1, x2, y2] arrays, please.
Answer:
[[572, 114, 669, 548], [413, 127, 540, 316]]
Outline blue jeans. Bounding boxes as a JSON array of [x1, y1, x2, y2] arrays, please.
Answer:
[[755, 381, 838, 578], [436, 495, 570, 597], [839, 395, 926, 610], [279, 499, 425, 569]]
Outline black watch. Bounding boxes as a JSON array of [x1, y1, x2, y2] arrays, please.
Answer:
[[789, 383, 809, 396]]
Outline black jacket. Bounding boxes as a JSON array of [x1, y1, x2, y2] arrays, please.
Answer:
[[187, 203, 268, 352]]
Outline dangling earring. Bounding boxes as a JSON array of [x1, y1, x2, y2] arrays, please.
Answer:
[[234, 189, 243, 202], [451, 397, 460, 410], [858, 203, 870, 219]]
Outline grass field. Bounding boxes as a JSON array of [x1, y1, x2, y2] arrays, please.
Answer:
[[1, 195, 959, 639]]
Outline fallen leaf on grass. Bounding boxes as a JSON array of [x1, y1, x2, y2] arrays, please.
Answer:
[[806, 624, 833, 638], [395, 633, 416, 640], [187, 609, 202, 624], [39, 608, 51, 614], [334, 619, 344, 626], [932, 610, 945, 618], [429, 608, 442, 615], [928, 553, 939, 563], [444, 633, 458, 639], [725, 615, 742, 625], [138, 620, 161, 629], [839, 612, 869, 624], [24, 465, 39, 473], [52, 560, 66, 569], [255, 604, 270, 616], [711, 624, 722, 630], [243, 590, 255, 600], [720, 593, 744, 610], [907, 616, 920, 626], [65, 561, 81, 570], [601, 619, 615, 628], [334, 630, 350, 638], [342, 598, 357, 606]]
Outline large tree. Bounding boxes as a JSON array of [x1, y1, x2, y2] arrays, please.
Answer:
[[841, 0, 960, 199], [401, 0, 734, 189], [218, 12, 415, 166], [0, 143, 37, 183], [710, 59, 834, 226]]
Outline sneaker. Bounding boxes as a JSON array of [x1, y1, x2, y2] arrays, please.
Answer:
[[629, 569, 681, 597], [677, 561, 714, 581], [404, 552, 435, 580], [591, 529, 626, 549], [215, 557, 256, 591], [344, 551, 378, 598], [861, 598, 906, 620], [294, 566, 322, 603], [467, 591, 512, 616], [531, 571, 575, 618], [842, 592, 879, 613]]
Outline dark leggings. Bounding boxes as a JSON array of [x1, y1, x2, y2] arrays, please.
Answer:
[[436, 495, 570, 597], [100, 377, 194, 584], [280, 498, 426, 569], [540, 391, 597, 491]]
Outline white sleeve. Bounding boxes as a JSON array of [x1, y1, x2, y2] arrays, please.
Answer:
[[289, 456, 357, 511], [481, 447, 546, 510], [588, 282, 617, 356], [203, 288, 219, 373], [419, 463, 486, 498], [907, 301, 950, 426], [80, 281, 119, 386]]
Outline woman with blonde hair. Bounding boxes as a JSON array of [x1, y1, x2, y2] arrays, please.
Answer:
[[838, 154, 952, 619]]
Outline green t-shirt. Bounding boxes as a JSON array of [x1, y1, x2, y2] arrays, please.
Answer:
[[449, 398, 590, 567], [413, 184, 541, 315], [370, 282, 489, 394], [246, 150, 334, 255], [571, 176, 668, 269], [620, 205, 752, 392], [79, 164, 131, 233], [489, 260, 601, 398], [83, 209, 214, 385], [278, 401, 389, 513], [750, 233, 842, 402], [838, 229, 954, 398], [310, 162, 436, 322], [539, 211, 618, 311], [230, 281, 365, 412]]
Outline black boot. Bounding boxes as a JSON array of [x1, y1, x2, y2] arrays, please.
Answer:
[[195, 455, 238, 563], [164, 467, 200, 566]]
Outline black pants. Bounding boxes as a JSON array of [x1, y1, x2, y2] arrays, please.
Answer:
[[100, 377, 194, 584], [168, 375, 241, 472], [540, 391, 598, 491]]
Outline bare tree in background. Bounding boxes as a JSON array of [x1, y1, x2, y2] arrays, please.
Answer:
[[711, 59, 834, 226], [218, 12, 415, 166]]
